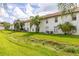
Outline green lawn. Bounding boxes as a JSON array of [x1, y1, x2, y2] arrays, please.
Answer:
[[0, 30, 79, 56]]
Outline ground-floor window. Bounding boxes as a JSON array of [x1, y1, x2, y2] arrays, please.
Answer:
[[32, 29, 34, 32], [54, 26, 58, 33], [46, 31, 49, 33], [46, 31, 53, 34], [50, 31, 53, 34], [27, 28, 29, 31]]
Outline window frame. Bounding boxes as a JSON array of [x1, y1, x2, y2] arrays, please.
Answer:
[[46, 20, 48, 24], [72, 14, 76, 21], [55, 17, 58, 23]]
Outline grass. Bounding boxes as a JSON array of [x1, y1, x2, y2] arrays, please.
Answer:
[[63, 46, 79, 53], [6, 30, 79, 46], [0, 30, 65, 56], [1, 30, 79, 56]]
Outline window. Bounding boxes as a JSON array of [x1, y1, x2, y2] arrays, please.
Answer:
[[50, 31, 53, 34], [32, 29, 34, 31], [72, 14, 76, 21], [27, 28, 29, 31], [46, 31, 53, 34], [54, 26, 58, 33], [46, 31, 49, 34], [46, 20, 48, 24], [55, 17, 58, 22]]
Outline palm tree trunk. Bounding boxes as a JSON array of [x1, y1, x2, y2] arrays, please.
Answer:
[[36, 25, 39, 32]]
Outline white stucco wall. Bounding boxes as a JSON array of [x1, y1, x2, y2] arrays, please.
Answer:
[[9, 25, 14, 30], [74, 13, 79, 35], [24, 12, 79, 35], [0, 26, 5, 30], [30, 25, 36, 32], [24, 22, 36, 32], [39, 16, 63, 34], [24, 22, 30, 32], [39, 13, 79, 35]]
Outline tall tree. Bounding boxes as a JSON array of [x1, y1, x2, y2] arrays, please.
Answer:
[[57, 3, 77, 35], [30, 15, 43, 32], [57, 3, 77, 16], [14, 20, 24, 31]]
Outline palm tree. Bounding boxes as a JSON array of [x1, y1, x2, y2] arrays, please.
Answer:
[[57, 3, 77, 35], [14, 20, 24, 31], [58, 22, 76, 35], [30, 15, 43, 32]]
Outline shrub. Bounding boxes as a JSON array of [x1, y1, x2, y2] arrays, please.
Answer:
[[53, 45, 65, 50], [63, 46, 78, 53], [58, 22, 76, 35]]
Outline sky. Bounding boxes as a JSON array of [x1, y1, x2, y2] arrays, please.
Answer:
[[0, 3, 58, 23]]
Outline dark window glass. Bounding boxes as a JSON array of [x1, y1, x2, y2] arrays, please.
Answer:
[[46, 31, 49, 34], [46, 20, 48, 24], [50, 31, 53, 34], [32, 29, 34, 31], [27, 28, 29, 31], [55, 17, 58, 22], [54, 26, 58, 33], [72, 14, 76, 21]]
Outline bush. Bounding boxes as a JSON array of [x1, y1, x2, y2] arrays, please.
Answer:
[[54, 45, 65, 50], [58, 22, 76, 35], [63, 46, 78, 53]]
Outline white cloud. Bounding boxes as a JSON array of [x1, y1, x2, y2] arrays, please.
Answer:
[[29, 3, 58, 17], [24, 3, 58, 17], [7, 4, 13, 9], [13, 7, 27, 18], [34, 3, 58, 15], [10, 16, 16, 20], [0, 7, 9, 17], [0, 18, 4, 22], [25, 4, 34, 17], [0, 3, 58, 23], [37, 10, 58, 16]]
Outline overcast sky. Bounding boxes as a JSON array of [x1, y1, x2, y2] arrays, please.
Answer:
[[0, 3, 58, 23]]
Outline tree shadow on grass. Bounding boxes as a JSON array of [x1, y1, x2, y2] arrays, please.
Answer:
[[23, 32, 38, 37], [47, 34, 79, 39]]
